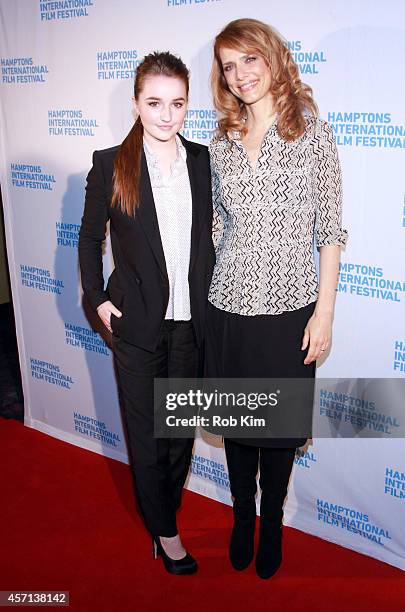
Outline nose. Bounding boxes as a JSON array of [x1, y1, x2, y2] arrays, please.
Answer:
[[235, 62, 247, 81], [160, 105, 172, 122]]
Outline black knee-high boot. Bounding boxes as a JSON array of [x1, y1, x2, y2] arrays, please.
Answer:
[[224, 439, 259, 570], [256, 447, 296, 579]]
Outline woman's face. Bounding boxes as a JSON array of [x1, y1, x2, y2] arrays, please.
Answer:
[[134, 75, 188, 145], [219, 47, 272, 106]]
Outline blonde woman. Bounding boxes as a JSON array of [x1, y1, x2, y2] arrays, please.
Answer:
[[206, 19, 347, 579]]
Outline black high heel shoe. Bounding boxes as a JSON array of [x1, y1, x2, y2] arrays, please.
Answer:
[[152, 536, 198, 575]]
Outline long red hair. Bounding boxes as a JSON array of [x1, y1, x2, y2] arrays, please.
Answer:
[[112, 51, 189, 216], [211, 18, 318, 141]]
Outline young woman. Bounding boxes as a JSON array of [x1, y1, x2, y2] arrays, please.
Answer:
[[79, 52, 215, 575], [206, 19, 348, 579]]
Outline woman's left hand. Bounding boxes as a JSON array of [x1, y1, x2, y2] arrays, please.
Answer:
[[301, 311, 333, 365]]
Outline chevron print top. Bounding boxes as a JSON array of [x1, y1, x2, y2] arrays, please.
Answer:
[[208, 115, 348, 315]]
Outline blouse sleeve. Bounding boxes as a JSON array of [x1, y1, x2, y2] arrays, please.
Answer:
[[313, 119, 348, 248], [209, 144, 225, 250]]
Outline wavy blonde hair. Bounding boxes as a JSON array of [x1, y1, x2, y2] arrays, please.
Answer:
[[211, 18, 318, 141]]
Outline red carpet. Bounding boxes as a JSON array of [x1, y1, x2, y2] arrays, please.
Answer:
[[1, 417, 403, 611]]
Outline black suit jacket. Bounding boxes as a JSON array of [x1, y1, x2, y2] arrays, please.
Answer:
[[78, 134, 215, 352]]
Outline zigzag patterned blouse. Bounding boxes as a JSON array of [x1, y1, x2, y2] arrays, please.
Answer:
[[208, 115, 348, 316]]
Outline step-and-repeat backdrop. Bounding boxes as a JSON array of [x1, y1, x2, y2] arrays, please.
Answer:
[[0, 0, 404, 570]]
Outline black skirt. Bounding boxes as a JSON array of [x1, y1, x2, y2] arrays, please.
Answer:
[[204, 300, 317, 448]]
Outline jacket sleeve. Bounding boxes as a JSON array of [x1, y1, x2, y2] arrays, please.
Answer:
[[313, 119, 348, 248], [78, 151, 110, 311]]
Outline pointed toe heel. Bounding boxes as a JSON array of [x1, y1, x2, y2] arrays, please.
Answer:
[[152, 536, 198, 575]]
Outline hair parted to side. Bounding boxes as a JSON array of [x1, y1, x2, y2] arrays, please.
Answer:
[[112, 51, 189, 216], [211, 18, 318, 142]]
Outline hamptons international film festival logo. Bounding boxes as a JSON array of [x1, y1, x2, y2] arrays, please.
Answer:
[[56, 222, 80, 248], [191, 454, 230, 489], [65, 322, 110, 356], [97, 50, 143, 80], [393, 340, 405, 375], [287, 40, 327, 75], [318, 385, 401, 436], [384, 466, 405, 500], [166, 0, 222, 7], [30, 357, 74, 390], [294, 448, 317, 469], [337, 262, 405, 303], [10, 163, 55, 191], [181, 109, 218, 143], [40, 0, 94, 21], [48, 109, 99, 136], [1, 57, 49, 84], [328, 112, 405, 149], [20, 265, 64, 295], [73, 412, 121, 447], [316, 499, 392, 546]]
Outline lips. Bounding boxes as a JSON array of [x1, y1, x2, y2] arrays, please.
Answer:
[[157, 125, 174, 130], [239, 80, 259, 93]]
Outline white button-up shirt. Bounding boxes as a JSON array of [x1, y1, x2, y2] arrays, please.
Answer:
[[143, 136, 192, 320]]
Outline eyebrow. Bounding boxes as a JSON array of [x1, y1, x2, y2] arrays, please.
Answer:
[[144, 96, 186, 102], [222, 53, 253, 66]]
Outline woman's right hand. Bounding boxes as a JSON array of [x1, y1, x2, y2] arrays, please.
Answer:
[[96, 300, 122, 333]]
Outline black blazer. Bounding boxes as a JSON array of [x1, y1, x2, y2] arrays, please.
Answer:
[[78, 134, 215, 352]]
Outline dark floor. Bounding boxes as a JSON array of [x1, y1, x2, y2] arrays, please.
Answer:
[[0, 301, 24, 421]]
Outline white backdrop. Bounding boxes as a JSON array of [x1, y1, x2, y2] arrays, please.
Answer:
[[0, 0, 404, 570]]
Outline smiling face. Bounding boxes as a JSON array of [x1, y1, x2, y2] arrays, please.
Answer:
[[133, 74, 188, 145], [219, 47, 272, 107]]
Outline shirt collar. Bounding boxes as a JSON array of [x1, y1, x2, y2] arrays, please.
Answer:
[[143, 134, 187, 162], [143, 134, 187, 185], [230, 115, 278, 146]]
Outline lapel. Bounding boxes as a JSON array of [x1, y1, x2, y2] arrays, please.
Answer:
[[137, 151, 168, 280], [178, 134, 205, 274], [136, 135, 206, 280]]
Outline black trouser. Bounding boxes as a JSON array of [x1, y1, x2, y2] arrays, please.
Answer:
[[224, 440, 296, 522], [112, 320, 199, 537]]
